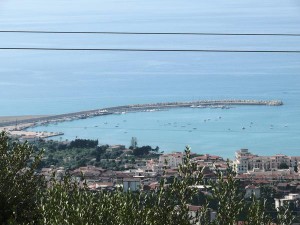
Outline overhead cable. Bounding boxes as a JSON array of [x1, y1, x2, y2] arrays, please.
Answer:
[[1, 30, 300, 36], [0, 47, 300, 53]]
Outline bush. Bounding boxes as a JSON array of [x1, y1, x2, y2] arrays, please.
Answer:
[[0, 131, 44, 224]]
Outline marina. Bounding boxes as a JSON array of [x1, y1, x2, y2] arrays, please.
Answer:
[[0, 99, 283, 129], [25, 104, 299, 159]]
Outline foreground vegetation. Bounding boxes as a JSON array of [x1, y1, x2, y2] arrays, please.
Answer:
[[0, 132, 297, 224]]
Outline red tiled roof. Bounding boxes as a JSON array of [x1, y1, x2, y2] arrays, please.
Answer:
[[245, 185, 258, 189], [149, 182, 160, 190], [277, 183, 288, 187], [188, 205, 202, 211], [115, 173, 132, 179]]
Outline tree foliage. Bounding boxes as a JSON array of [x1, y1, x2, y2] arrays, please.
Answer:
[[132, 146, 155, 157], [246, 198, 272, 225], [208, 164, 244, 225], [0, 131, 44, 224], [69, 139, 98, 149], [277, 203, 295, 225]]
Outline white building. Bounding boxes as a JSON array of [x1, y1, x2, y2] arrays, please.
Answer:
[[275, 193, 300, 210], [159, 152, 183, 168], [246, 168, 295, 177], [234, 149, 300, 174], [234, 149, 253, 173]]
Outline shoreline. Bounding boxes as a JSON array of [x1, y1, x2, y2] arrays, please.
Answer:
[[0, 100, 283, 135], [0, 115, 49, 124]]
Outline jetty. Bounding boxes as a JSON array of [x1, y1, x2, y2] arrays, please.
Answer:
[[0, 100, 283, 129]]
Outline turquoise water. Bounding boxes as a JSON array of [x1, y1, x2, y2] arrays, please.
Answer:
[[0, 0, 300, 158], [29, 104, 300, 159]]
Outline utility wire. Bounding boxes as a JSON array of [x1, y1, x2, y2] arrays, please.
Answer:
[[1, 47, 300, 53], [1, 30, 300, 36]]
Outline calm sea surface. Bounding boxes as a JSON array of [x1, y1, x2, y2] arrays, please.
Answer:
[[0, 0, 300, 158]]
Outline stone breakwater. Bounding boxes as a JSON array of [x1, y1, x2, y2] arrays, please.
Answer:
[[0, 100, 283, 129]]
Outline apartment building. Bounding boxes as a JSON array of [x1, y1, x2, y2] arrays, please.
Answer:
[[159, 152, 183, 168], [234, 149, 300, 174]]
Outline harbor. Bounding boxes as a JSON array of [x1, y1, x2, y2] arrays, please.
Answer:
[[0, 99, 283, 141], [0, 99, 283, 128]]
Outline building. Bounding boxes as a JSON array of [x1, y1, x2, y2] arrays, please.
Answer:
[[275, 193, 300, 210], [146, 159, 160, 172], [234, 149, 300, 174], [130, 137, 137, 149], [123, 178, 141, 192], [244, 185, 261, 199], [159, 152, 183, 168], [234, 149, 256, 173], [40, 166, 66, 181], [106, 144, 126, 152], [192, 154, 223, 162], [88, 182, 114, 191]]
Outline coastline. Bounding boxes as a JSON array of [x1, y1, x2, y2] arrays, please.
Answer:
[[0, 115, 49, 124], [0, 99, 283, 138]]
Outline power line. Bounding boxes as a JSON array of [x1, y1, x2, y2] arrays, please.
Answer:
[[1, 47, 300, 53], [1, 30, 300, 36]]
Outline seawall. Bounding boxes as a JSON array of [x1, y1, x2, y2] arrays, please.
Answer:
[[0, 100, 283, 128]]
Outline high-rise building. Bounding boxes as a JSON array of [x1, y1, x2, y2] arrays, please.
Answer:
[[130, 137, 137, 149]]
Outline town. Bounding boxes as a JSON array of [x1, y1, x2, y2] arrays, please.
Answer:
[[30, 136, 300, 222]]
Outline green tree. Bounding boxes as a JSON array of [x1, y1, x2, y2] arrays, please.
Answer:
[[210, 163, 244, 225], [246, 198, 272, 225], [0, 131, 44, 224], [277, 203, 295, 225], [133, 146, 152, 157]]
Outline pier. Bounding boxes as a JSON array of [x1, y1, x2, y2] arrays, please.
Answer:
[[0, 100, 283, 129]]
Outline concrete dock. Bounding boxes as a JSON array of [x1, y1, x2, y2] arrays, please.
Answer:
[[0, 99, 283, 130]]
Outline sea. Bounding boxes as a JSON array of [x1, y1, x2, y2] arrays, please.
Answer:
[[0, 0, 300, 158]]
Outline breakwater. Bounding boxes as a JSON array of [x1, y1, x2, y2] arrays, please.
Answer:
[[0, 100, 283, 128]]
